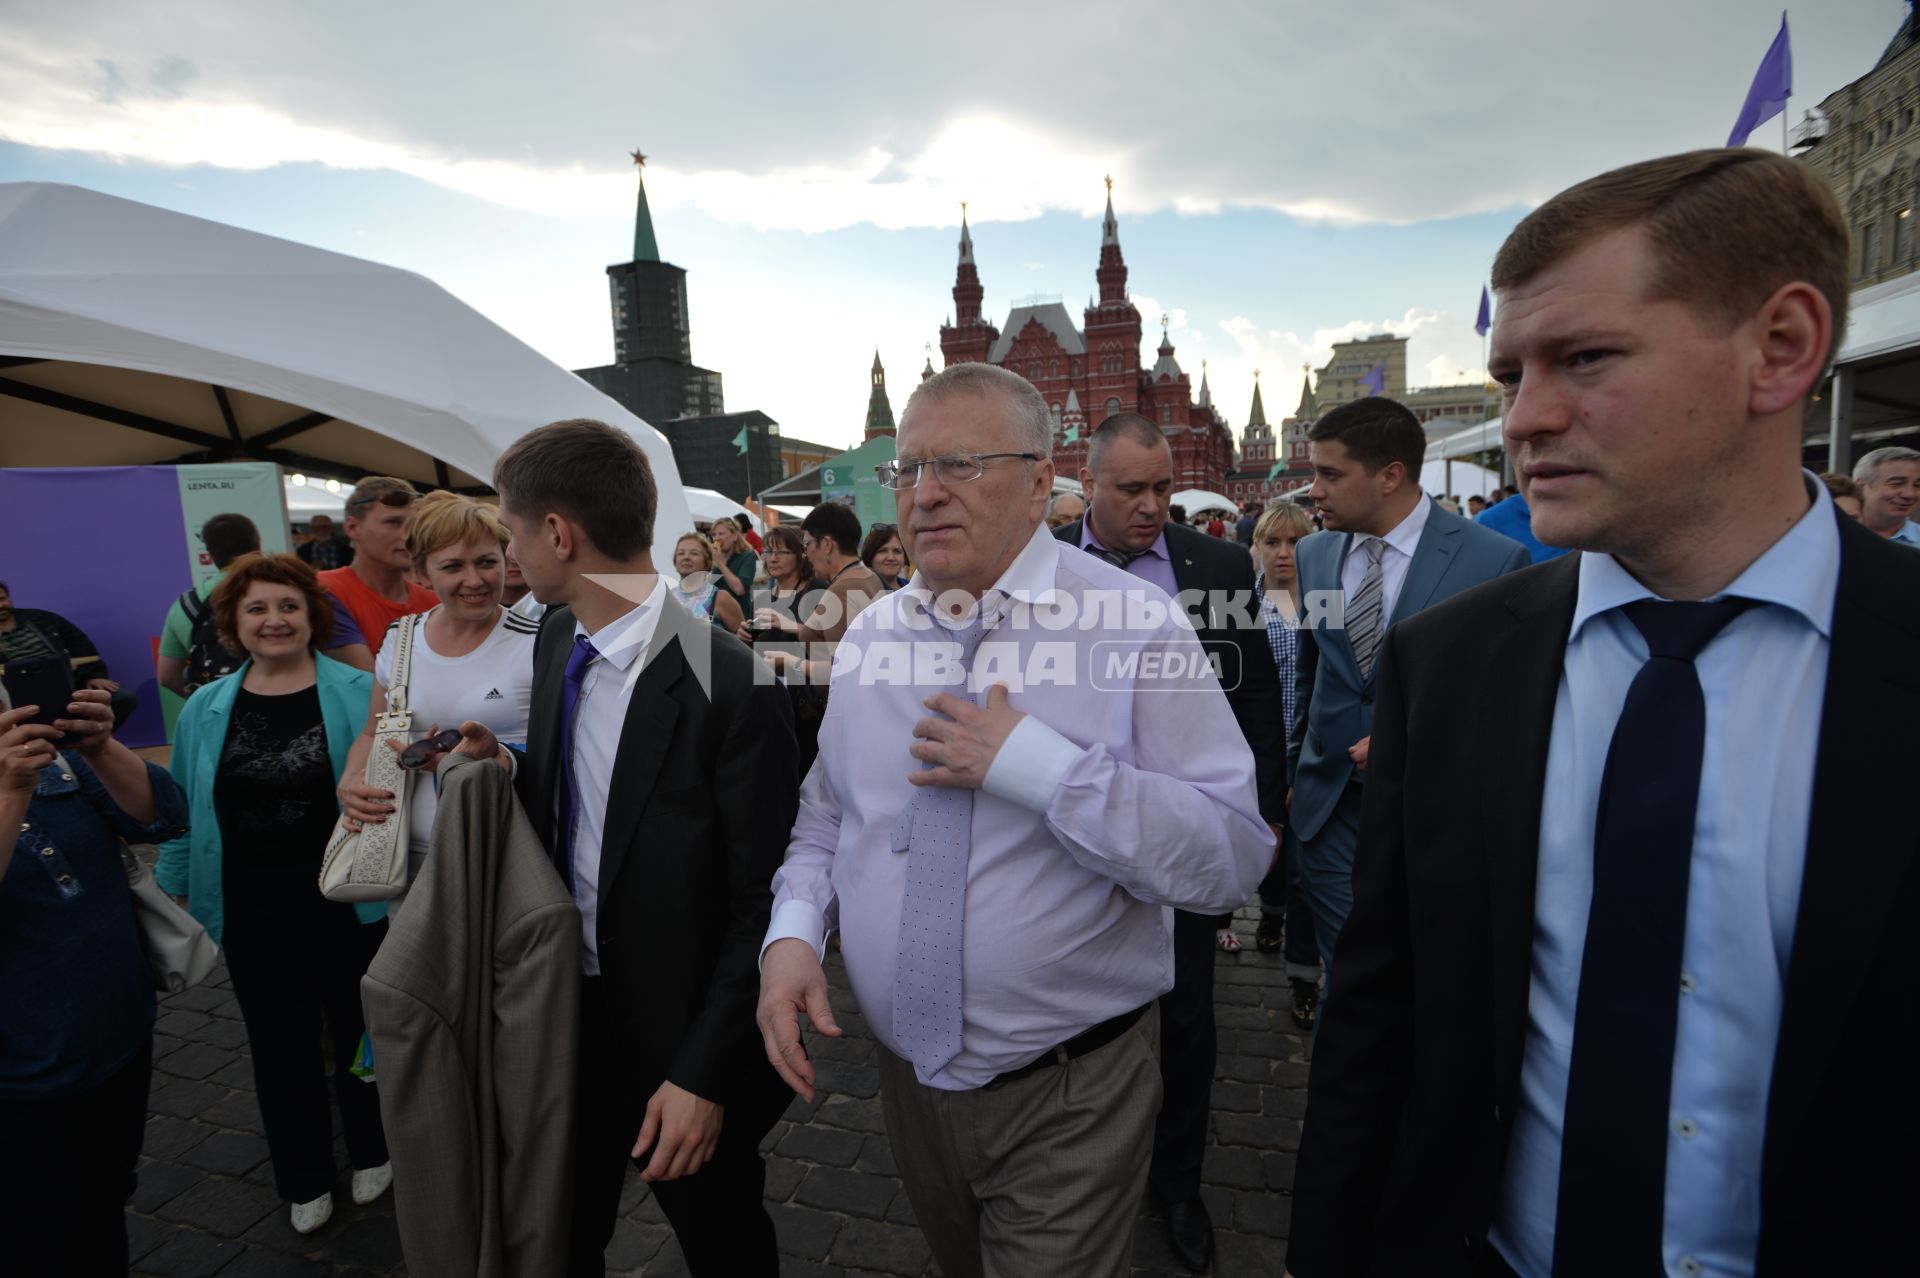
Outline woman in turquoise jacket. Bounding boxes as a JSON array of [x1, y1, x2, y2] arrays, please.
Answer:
[[157, 553, 393, 1237]]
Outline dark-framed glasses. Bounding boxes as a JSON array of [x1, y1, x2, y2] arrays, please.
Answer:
[[876, 452, 1042, 491]]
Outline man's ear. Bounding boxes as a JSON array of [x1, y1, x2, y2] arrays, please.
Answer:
[[547, 512, 577, 562], [1748, 280, 1833, 418]]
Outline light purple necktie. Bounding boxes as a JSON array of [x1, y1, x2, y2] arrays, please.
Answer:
[[892, 610, 989, 1075]]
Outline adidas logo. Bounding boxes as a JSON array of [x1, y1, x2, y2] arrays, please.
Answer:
[[483, 688, 503, 700]]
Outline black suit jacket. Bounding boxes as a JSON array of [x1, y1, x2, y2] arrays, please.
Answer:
[[517, 599, 797, 1122], [1287, 509, 1920, 1277], [1054, 519, 1287, 822]]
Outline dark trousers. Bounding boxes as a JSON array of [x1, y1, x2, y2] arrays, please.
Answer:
[[0, 1039, 151, 1276], [1258, 826, 1322, 979], [568, 978, 779, 1277], [1299, 781, 1365, 1016], [1148, 908, 1217, 1205], [223, 863, 388, 1203]]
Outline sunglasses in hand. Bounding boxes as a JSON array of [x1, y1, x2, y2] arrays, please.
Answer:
[[398, 727, 465, 770]]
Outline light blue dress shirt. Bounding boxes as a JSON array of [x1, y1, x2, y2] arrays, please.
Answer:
[[1489, 478, 1838, 1278], [765, 524, 1273, 1090], [1891, 518, 1920, 547]]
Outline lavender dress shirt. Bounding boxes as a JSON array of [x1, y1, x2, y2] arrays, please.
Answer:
[[765, 524, 1273, 1090], [1078, 519, 1180, 600]]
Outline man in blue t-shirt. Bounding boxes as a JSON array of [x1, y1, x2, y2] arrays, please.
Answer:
[[1476, 488, 1567, 564]]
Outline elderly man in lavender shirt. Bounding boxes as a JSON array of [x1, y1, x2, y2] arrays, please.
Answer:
[[756, 362, 1273, 1278]]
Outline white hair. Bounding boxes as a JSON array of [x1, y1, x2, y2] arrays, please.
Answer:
[[902, 362, 1052, 459], [1854, 445, 1920, 486]]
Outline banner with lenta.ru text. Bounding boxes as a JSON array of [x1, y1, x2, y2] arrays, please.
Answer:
[[175, 463, 291, 589]]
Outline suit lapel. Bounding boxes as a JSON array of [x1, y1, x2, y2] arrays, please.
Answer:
[[595, 612, 687, 898], [523, 608, 571, 846], [1481, 554, 1580, 1107], [1386, 514, 1462, 631], [1763, 521, 1920, 1203], [1164, 525, 1205, 627], [1310, 531, 1363, 682]]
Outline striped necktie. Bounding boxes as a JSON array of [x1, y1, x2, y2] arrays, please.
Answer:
[[1346, 537, 1387, 678]]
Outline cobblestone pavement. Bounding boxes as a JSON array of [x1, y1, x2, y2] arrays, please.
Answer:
[[129, 906, 1305, 1277]]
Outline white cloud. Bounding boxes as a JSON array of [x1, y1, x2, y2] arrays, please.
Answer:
[[0, 0, 1900, 234]]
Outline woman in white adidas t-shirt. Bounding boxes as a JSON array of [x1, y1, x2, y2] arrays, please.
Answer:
[[337, 494, 536, 911]]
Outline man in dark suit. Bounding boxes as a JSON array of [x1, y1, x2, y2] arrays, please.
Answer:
[[1288, 150, 1918, 1278], [1055, 412, 1287, 1273], [467, 418, 798, 1276], [1288, 398, 1529, 994]]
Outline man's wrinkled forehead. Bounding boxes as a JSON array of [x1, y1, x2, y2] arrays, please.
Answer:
[[899, 387, 1020, 456]]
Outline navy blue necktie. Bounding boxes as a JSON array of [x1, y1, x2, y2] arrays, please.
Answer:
[[554, 634, 599, 893], [1553, 597, 1756, 1278]]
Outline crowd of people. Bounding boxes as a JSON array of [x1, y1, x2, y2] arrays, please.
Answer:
[[3, 145, 1919, 1278]]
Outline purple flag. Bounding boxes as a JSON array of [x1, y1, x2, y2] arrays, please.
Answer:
[[1361, 365, 1386, 396], [1475, 285, 1491, 337], [1727, 13, 1792, 147]]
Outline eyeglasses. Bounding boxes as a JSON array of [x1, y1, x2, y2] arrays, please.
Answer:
[[875, 453, 1041, 490]]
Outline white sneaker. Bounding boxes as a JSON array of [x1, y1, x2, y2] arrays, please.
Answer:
[[351, 1161, 393, 1206], [290, 1192, 334, 1235]]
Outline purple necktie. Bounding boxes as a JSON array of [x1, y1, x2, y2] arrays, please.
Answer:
[[893, 611, 989, 1076], [555, 633, 600, 893]]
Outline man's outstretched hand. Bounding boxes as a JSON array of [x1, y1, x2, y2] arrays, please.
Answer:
[[756, 938, 842, 1102]]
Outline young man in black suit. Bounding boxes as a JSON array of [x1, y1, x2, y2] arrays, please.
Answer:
[[465, 419, 797, 1276], [1288, 151, 1920, 1277], [1055, 413, 1287, 1273]]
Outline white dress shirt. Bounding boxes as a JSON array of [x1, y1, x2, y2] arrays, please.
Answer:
[[765, 523, 1272, 1090], [565, 578, 666, 976], [1490, 477, 1837, 1278], [1338, 492, 1432, 626]]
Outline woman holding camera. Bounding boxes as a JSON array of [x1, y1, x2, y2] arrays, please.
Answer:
[[0, 685, 187, 1273], [158, 553, 390, 1236]]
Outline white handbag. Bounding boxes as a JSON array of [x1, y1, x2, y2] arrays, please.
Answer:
[[121, 843, 220, 993], [319, 614, 419, 902]]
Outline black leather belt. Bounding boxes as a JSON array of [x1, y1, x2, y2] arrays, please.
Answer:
[[986, 1003, 1150, 1088]]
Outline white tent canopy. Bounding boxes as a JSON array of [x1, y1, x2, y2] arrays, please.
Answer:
[[1171, 488, 1237, 515], [1426, 417, 1505, 461], [683, 485, 763, 533], [0, 182, 690, 542]]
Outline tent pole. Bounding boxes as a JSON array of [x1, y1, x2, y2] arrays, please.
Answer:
[[1828, 367, 1854, 475]]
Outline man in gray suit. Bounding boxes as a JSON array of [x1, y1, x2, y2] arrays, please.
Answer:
[[1290, 397, 1529, 998]]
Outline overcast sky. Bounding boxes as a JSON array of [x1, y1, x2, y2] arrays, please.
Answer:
[[0, 1, 1904, 452]]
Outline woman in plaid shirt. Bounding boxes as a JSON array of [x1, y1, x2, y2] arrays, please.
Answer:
[[1249, 502, 1323, 1030]]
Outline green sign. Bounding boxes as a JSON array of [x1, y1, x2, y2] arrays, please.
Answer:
[[819, 436, 896, 532]]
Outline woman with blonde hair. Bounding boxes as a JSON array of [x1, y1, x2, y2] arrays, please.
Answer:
[[668, 531, 747, 634], [336, 492, 536, 907], [1247, 500, 1322, 1029]]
